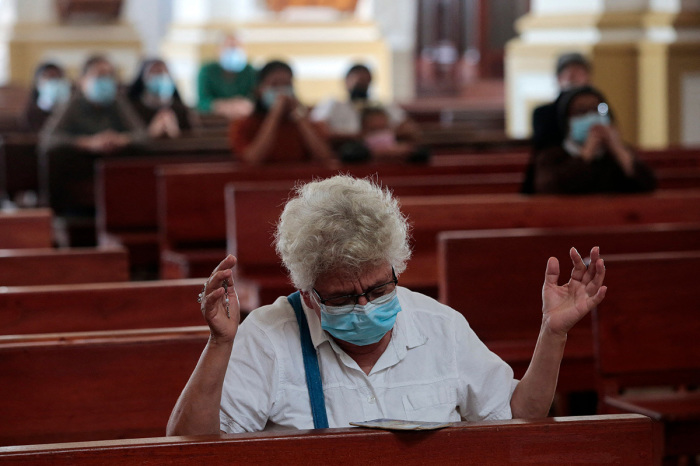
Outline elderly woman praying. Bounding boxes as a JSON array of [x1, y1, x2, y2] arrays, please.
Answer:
[[167, 174, 606, 434]]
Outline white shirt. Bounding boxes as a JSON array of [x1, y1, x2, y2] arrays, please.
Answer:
[[310, 98, 406, 134], [219, 286, 518, 433]]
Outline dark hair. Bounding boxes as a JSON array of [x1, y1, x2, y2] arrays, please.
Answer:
[[556, 85, 612, 134], [256, 60, 293, 85], [81, 54, 112, 76], [30, 62, 65, 99], [127, 58, 182, 102], [346, 63, 371, 79], [556, 52, 590, 76]]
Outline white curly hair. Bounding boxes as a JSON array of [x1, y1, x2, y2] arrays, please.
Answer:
[[275, 175, 412, 291]]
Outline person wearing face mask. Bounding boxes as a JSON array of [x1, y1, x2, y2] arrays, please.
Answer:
[[166, 174, 607, 435], [22, 62, 72, 132], [533, 86, 656, 194], [228, 60, 333, 164], [521, 53, 593, 194], [339, 106, 430, 164], [128, 58, 193, 138], [39, 55, 146, 219], [197, 34, 257, 120], [310, 64, 420, 147]]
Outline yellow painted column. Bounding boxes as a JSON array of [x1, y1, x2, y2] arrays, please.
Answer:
[[505, 4, 700, 148]]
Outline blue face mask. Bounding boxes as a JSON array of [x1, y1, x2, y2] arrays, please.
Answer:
[[261, 85, 294, 109], [84, 76, 117, 105], [37, 78, 71, 111], [145, 73, 175, 100], [319, 288, 402, 346], [569, 112, 610, 145], [220, 47, 247, 73]]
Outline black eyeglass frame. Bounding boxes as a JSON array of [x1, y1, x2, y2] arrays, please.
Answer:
[[312, 267, 398, 307]]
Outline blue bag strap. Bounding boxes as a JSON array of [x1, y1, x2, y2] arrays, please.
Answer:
[[287, 291, 329, 429]]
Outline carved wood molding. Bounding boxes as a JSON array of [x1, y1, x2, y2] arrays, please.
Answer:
[[55, 0, 123, 23], [266, 0, 358, 13]]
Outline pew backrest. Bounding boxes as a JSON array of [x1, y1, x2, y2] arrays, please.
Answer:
[[0, 208, 52, 249], [0, 414, 653, 465], [592, 250, 700, 390], [0, 327, 210, 446], [437, 223, 700, 343], [0, 277, 259, 335]]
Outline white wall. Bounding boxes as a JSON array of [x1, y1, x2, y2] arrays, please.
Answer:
[[125, 0, 172, 56]]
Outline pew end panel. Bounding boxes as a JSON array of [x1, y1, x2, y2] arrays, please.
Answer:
[[592, 250, 700, 461]]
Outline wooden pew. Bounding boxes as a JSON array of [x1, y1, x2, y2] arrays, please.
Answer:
[[0, 414, 654, 465], [226, 187, 700, 303], [0, 247, 129, 286], [0, 278, 259, 335], [435, 223, 700, 397], [0, 327, 210, 446], [157, 162, 527, 280], [0, 208, 52, 248], [223, 176, 532, 303], [593, 250, 700, 464], [95, 154, 231, 274]]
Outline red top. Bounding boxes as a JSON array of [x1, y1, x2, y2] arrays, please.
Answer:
[[229, 113, 317, 163]]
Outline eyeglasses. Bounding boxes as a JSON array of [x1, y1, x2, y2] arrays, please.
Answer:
[[313, 267, 398, 307]]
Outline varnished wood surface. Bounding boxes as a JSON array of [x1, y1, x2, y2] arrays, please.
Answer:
[[0, 415, 653, 465], [0, 208, 52, 249], [0, 247, 129, 286]]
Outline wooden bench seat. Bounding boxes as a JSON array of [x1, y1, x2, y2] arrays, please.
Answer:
[[0, 414, 654, 465], [593, 250, 700, 464], [0, 246, 129, 286], [0, 278, 259, 335]]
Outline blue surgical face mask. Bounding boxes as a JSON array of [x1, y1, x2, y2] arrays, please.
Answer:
[[569, 111, 610, 145], [84, 76, 117, 105], [261, 85, 294, 109], [220, 47, 247, 73], [319, 288, 402, 346], [145, 73, 175, 100], [37, 78, 71, 111]]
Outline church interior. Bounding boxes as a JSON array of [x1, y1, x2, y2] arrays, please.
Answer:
[[0, 0, 699, 464]]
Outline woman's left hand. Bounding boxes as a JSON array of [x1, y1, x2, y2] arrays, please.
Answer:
[[541, 246, 607, 336]]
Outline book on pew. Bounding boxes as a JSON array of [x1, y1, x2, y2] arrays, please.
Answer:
[[349, 419, 452, 430]]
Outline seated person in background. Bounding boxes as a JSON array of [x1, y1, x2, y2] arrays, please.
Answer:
[[197, 34, 257, 120], [338, 106, 430, 163], [522, 52, 592, 194], [167, 174, 606, 434], [228, 60, 334, 164], [128, 58, 193, 138], [533, 86, 656, 194], [22, 62, 72, 132], [39, 55, 146, 216], [532, 52, 592, 152], [311, 63, 420, 145]]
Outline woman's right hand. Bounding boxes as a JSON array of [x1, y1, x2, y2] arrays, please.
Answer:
[[200, 255, 240, 343]]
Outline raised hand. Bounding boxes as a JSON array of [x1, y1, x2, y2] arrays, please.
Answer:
[[199, 255, 240, 343], [541, 246, 607, 336]]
